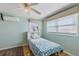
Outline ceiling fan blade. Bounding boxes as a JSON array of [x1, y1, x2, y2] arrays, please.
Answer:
[[30, 3, 39, 6], [31, 8, 41, 15], [23, 3, 38, 6]]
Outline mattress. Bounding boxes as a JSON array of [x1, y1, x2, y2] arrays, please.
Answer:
[[29, 38, 64, 56]]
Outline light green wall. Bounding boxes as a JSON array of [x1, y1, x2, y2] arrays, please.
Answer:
[[0, 17, 28, 49], [42, 16, 79, 56]]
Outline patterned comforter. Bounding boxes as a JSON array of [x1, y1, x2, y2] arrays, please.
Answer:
[[29, 38, 64, 56]]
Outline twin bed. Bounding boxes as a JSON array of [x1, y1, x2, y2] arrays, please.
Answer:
[[28, 38, 64, 56]]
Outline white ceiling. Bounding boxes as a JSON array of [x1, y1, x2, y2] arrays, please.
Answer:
[[0, 3, 72, 20]]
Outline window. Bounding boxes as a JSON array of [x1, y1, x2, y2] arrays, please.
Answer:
[[47, 20, 57, 32], [47, 13, 78, 36]]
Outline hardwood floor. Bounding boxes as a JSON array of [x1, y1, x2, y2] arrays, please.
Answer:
[[0, 46, 24, 56], [0, 45, 69, 56]]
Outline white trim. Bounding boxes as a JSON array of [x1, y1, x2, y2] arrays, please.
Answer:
[[64, 51, 74, 56], [47, 32, 78, 37], [0, 44, 26, 51]]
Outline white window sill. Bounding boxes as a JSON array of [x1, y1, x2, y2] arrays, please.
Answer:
[[46, 32, 78, 37]]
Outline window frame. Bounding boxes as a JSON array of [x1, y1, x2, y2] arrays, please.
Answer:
[[47, 13, 79, 37]]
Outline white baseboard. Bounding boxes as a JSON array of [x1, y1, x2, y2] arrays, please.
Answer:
[[0, 44, 26, 51], [64, 51, 74, 56]]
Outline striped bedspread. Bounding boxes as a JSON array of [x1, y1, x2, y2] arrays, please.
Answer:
[[29, 38, 64, 56]]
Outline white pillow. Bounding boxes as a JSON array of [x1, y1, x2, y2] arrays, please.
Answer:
[[31, 34, 40, 39]]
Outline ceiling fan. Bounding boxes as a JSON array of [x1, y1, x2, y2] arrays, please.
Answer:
[[21, 3, 41, 15]]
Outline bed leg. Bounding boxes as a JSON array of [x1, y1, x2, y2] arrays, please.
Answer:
[[61, 50, 63, 53], [57, 52, 59, 56], [55, 52, 59, 56], [60, 50, 63, 55], [51, 53, 56, 56]]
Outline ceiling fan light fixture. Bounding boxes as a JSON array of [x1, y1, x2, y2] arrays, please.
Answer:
[[21, 3, 41, 14], [24, 9, 28, 12], [24, 6, 31, 12]]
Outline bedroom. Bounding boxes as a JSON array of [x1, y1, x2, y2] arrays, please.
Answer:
[[0, 3, 79, 56]]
